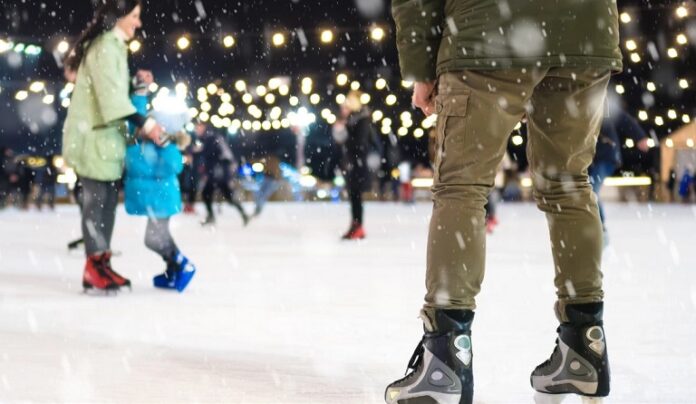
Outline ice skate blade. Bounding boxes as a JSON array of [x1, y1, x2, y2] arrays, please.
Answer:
[[534, 392, 603, 404], [82, 287, 119, 297]]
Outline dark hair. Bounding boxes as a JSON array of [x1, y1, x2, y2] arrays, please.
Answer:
[[64, 0, 141, 72]]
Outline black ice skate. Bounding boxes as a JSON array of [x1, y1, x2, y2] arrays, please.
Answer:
[[531, 302, 610, 399], [385, 309, 474, 404]]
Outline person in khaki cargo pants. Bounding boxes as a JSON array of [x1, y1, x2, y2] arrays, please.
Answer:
[[385, 1, 622, 403]]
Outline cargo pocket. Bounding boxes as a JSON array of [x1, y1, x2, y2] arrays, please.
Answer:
[[434, 92, 470, 183]]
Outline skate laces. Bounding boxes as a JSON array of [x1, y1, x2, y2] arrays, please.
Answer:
[[403, 338, 425, 377], [538, 327, 561, 369]]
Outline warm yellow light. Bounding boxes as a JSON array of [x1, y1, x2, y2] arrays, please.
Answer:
[[175, 82, 188, 98], [375, 78, 387, 90], [242, 120, 252, 130], [625, 40, 637, 51], [242, 93, 253, 104], [42, 94, 54, 104], [320, 29, 334, 44], [630, 53, 641, 63], [667, 48, 678, 58], [29, 81, 45, 93], [350, 81, 361, 91], [270, 107, 283, 120], [647, 138, 656, 148], [398, 127, 408, 137], [223, 35, 235, 48], [220, 93, 232, 103], [326, 115, 337, 125], [197, 92, 208, 102], [360, 93, 371, 105], [401, 80, 413, 88], [414, 128, 425, 138], [309, 94, 320, 104], [272, 32, 286, 47], [683, 114, 692, 124], [654, 116, 664, 126], [200, 102, 212, 112], [638, 110, 648, 121], [676, 6, 688, 18], [265, 93, 276, 104], [129, 40, 141, 53], [279, 84, 289, 96], [301, 77, 313, 94], [604, 177, 652, 187], [620, 12, 631, 23], [61, 98, 71, 108], [679, 79, 689, 89], [272, 120, 281, 130], [268, 78, 281, 90], [256, 85, 267, 97], [207, 83, 218, 95], [235, 80, 246, 92], [372, 110, 383, 122], [668, 109, 677, 120], [262, 120, 272, 131], [386, 94, 397, 106], [689, 139, 696, 148], [677, 34, 688, 45], [57, 40, 70, 54], [511, 135, 524, 146], [666, 138, 675, 148], [615, 84, 625, 94], [382, 118, 392, 127], [177, 36, 190, 50], [252, 121, 262, 131], [336, 93, 346, 104], [0, 39, 12, 53], [336, 73, 348, 86], [625, 138, 635, 148], [647, 82, 656, 92], [381, 126, 391, 135], [289, 96, 299, 106], [189, 107, 199, 118], [199, 111, 210, 122], [370, 26, 386, 41]]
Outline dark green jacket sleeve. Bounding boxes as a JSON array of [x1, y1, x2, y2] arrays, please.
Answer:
[[392, 0, 444, 82]]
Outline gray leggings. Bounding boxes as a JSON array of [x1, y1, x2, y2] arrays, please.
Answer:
[[145, 217, 178, 260], [81, 178, 119, 256]]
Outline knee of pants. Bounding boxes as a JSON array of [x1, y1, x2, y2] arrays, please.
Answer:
[[432, 183, 492, 210], [532, 175, 595, 212]]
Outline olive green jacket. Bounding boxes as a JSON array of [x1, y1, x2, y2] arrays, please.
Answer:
[[392, 0, 623, 81], [62, 30, 136, 181]]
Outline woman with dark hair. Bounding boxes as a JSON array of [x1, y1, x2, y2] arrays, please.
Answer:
[[62, 0, 164, 293]]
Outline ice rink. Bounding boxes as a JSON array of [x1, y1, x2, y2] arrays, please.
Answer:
[[1, 202, 695, 403]]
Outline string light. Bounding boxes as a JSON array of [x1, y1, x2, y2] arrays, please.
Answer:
[[320, 29, 334, 44], [223, 35, 235, 48], [272, 32, 286, 47], [620, 12, 631, 23], [129, 40, 141, 53], [370, 25, 386, 41], [15, 90, 28, 101], [336, 73, 348, 86], [56, 40, 70, 54], [177, 36, 190, 50], [676, 6, 688, 18]]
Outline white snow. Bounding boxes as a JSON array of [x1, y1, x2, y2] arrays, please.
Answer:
[[0, 202, 694, 403]]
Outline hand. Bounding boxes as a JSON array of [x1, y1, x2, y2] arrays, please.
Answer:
[[143, 124, 165, 146], [412, 81, 437, 116], [636, 138, 650, 153]]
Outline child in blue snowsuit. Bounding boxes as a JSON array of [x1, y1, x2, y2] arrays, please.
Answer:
[[124, 72, 195, 292]]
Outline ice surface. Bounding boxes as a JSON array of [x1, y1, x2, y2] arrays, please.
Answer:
[[0, 202, 694, 403]]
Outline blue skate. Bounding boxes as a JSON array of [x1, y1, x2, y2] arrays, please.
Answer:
[[153, 252, 196, 292]]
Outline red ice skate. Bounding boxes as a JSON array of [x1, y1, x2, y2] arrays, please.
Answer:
[[342, 221, 366, 240], [183, 203, 195, 214], [83, 254, 119, 292], [486, 215, 499, 234], [101, 252, 131, 290]]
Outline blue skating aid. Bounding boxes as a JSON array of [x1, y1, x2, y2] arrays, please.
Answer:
[[153, 252, 196, 292]]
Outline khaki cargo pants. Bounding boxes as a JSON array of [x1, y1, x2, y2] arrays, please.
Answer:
[[425, 68, 610, 324]]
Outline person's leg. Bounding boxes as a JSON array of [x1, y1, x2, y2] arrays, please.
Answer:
[[221, 181, 249, 223], [387, 69, 541, 404], [423, 69, 540, 318], [80, 178, 115, 256], [348, 182, 363, 225], [202, 178, 215, 219], [527, 68, 611, 397], [145, 217, 178, 259], [79, 178, 120, 290], [526, 68, 610, 316], [589, 161, 616, 227]]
